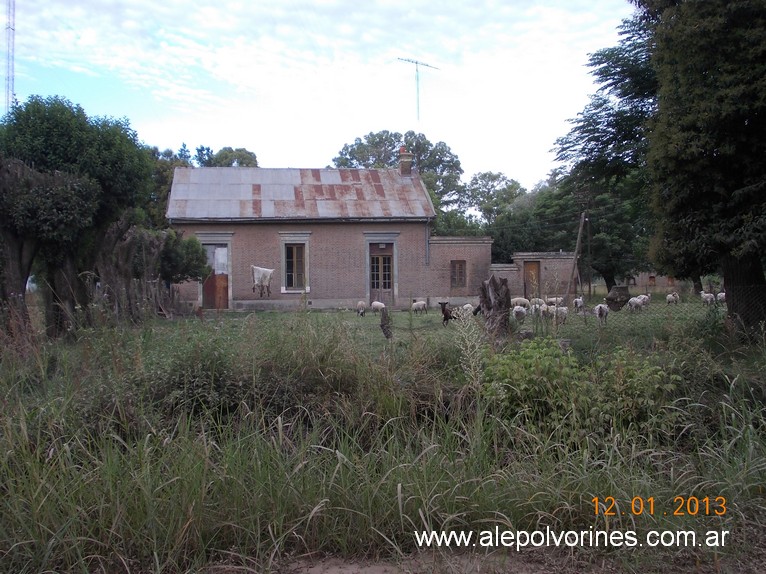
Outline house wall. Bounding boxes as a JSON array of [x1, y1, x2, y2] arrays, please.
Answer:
[[171, 222, 493, 311], [489, 251, 577, 299], [425, 236, 493, 307]]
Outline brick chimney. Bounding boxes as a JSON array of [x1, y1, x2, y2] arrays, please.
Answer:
[[399, 146, 414, 177]]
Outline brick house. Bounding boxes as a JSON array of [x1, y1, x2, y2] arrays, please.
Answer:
[[166, 151, 492, 311]]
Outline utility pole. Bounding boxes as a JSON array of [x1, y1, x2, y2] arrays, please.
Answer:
[[564, 212, 586, 305], [4, 0, 14, 114], [397, 57, 438, 121]]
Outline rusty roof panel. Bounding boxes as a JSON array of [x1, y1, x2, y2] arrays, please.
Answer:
[[167, 166, 436, 221]]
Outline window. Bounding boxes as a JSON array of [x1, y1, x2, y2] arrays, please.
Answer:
[[451, 260, 466, 288], [285, 243, 305, 289], [370, 255, 392, 290], [280, 231, 311, 293]]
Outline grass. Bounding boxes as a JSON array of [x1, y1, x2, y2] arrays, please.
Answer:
[[1, 303, 765, 573]]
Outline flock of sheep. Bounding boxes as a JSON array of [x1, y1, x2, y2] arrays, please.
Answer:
[[355, 288, 726, 329]]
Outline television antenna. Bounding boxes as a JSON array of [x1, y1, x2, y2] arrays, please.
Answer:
[[397, 57, 438, 121], [4, 0, 14, 115]]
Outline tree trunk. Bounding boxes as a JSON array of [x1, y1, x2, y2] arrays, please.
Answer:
[[721, 252, 766, 334], [478, 274, 511, 337], [0, 230, 37, 334], [603, 273, 617, 293]]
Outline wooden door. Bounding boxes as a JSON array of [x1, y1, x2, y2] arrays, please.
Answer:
[[370, 243, 393, 304], [523, 261, 540, 299]]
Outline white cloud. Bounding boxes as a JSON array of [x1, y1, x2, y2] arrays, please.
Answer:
[[12, 0, 635, 188]]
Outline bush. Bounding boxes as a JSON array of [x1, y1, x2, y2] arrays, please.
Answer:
[[483, 338, 682, 445]]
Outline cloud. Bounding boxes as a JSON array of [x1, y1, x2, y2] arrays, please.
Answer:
[[12, 0, 635, 188]]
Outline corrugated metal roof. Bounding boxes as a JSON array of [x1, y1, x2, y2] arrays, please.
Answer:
[[166, 167, 436, 221]]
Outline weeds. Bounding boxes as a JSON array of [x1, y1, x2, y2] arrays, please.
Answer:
[[1, 309, 765, 572]]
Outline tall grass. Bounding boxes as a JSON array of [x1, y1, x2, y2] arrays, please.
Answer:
[[1, 309, 765, 572]]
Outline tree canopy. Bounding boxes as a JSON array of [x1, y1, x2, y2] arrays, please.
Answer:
[[633, 0, 766, 329]]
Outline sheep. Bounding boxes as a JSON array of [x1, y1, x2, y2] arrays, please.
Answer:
[[546, 296, 564, 305], [628, 296, 645, 312], [462, 303, 474, 313], [251, 265, 275, 297], [717, 292, 726, 303], [411, 299, 427, 315], [702, 292, 715, 305], [573, 296, 584, 311], [550, 305, 568, 325], [356, 300, 367, 317], [666, 292, 679, 305], [529, 297, 545, 306], [510, 297, 531, 309], [594, 303, 609, 326], [530, 303, 546, 317], [512, 305, 527, 324], [371, 300, 386, 313], [637, 293, 651, 306]]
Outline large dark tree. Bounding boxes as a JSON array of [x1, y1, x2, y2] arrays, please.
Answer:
[[633, 0, 766, 330], [0, 96, 153, 336], [553, 12, 657, 290]]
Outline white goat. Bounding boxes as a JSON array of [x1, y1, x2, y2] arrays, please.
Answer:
[[411, 300, 427, 315], [251, 265, 275, 297], [356, 300, 367, 316], [666, 292, 679, 305], [699, 291, 715, 306], [594, 303, 609, 326], [371, 300, 386, 313]]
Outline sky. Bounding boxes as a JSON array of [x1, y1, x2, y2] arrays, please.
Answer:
[[10, 0, 636, 190]]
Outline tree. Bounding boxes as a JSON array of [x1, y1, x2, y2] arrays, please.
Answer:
[[333, 130, 464, 207], [552, 13, 658, 290], [0, 95, 153, 336], [460, 172, 525, 225], [194, 145, 258, 167], [0, 157, 98, 329], [633, 0, 766, 331]]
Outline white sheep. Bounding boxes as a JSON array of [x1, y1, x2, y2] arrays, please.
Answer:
[[510, 297, 531, 309], [551, 305, 568, 325], [512, 305, 527, 324], [356, 300, 367, 316], [371, 300, 386, 313], [699, 291, 715, 306], [530, 303, 546, 317], [717, 292, 726, 303], [628, 296, 645, 312], [462, 303, 474, 313], [666, 292, 679, 305], [594, 303, 609, 326], [637, 293, 651, 306], [529, 297, 545, 306], [573, 296, 584, 311], [411, 299, 427, 315], [546, 296, 564, 305]]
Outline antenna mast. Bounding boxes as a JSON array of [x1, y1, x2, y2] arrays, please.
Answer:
[[5, 0, 14, 115], [397, 57, 438, 121]]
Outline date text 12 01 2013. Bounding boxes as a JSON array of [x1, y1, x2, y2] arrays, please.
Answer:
[[592, 496, 726, 517]]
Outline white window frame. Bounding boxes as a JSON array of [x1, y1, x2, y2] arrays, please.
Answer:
[[280, 231, 311, 293]]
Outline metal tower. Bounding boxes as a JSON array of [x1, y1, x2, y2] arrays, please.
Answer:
[[397, 57, 438, 121], [5, 0, 14, 114]]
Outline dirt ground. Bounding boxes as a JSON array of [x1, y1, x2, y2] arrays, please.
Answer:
[[267, 547, 762, 574]]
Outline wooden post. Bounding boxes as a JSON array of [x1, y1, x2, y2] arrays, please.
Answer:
[[563, 212, 586, 305]]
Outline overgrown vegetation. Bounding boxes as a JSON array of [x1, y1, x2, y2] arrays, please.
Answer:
[[1, 306, 765, 573]]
